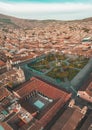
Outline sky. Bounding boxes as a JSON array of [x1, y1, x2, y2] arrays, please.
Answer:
[[0, 0, 92, 20]]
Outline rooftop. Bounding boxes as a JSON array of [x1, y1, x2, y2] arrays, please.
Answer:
[[80, 73, 92, 91], [51, 106, 85, 130], [77, 73, 92, 103], [15, 77, 71, 129], [0, 60, 5, 67], [0, 87, 10, 101], [0, 122, 13, 130], [16, 77, 71, 99], [80, 112, 92, 130], [86, 82, 92, 97]]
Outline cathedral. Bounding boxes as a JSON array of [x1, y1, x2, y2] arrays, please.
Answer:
[[0, 61, 25, 88]]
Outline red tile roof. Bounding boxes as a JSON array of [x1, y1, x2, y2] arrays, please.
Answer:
[[0, 122, 13, 130], [16, 77, 71, 129], [17, 77, 71, 99], [51, 107, 84, 130], [86, 82, 92, 97], [0, 88, 10, 101], [0, 60, 5, 67]]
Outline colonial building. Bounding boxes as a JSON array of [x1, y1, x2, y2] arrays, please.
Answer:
[[0, 67, 25, 88], [77, 73, 92, 103]]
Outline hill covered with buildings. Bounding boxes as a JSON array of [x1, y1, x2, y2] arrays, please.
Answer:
[[0, 14, 92, 130]]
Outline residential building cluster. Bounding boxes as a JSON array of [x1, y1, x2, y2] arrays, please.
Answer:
[[0, 21, 92, 70]]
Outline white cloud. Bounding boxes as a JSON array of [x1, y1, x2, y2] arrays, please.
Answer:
[[0, 2, 92, 20]]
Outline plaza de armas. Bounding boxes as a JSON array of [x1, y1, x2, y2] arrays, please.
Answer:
[[26, 51, 91, 95]]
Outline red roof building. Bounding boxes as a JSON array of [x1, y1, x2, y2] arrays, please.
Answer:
[[14, 77, 71, 130], [51, 100, 87, 130], [77, 73, 92, 103], [0, 122, 13, 130], [0, 60, 5, 67]]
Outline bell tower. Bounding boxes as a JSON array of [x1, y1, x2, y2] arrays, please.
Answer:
[[6, 60, 12, 71]]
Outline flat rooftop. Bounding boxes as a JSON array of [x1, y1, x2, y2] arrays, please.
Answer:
[[80, 112, 92, 130], [51, 106, 84, 130]]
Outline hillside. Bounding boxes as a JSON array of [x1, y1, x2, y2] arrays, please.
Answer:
[[0, 13, 92, 29], [0, 14, 36, 28], [0, 14, 62, 29]]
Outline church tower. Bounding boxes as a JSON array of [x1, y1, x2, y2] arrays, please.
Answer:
[[6, 60, 12, 71], [17, 67, 25, 83]]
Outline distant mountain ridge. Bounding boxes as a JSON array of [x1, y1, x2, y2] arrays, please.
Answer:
[[0, 13, 92, 29]]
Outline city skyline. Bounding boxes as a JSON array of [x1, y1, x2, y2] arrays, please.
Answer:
[[0, 0, 92, 20]]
